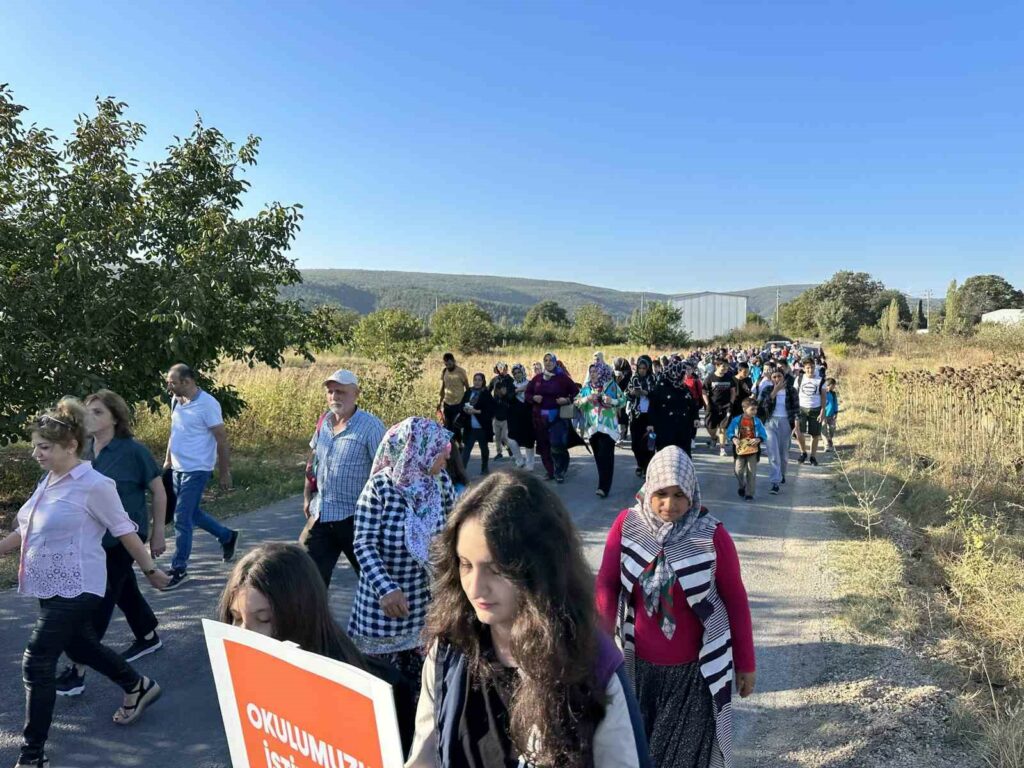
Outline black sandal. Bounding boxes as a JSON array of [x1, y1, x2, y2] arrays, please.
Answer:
[[113, 676, 161, 726]]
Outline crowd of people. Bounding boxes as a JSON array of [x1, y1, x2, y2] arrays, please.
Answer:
[[3, 339, 837, 768]]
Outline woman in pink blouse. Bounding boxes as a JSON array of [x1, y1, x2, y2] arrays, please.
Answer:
[[0, 399, 171, 768]]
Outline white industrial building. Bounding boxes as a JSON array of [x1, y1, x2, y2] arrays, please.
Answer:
[[981, 308, 1024, 325], [670, 292, 748, 341]]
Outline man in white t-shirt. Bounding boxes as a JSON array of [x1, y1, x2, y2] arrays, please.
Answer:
[[162, 363, 239, 589], [795, 358, 827, 466]]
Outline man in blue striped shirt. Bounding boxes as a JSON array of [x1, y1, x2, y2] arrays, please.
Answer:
[[301, 369, 386, 587]]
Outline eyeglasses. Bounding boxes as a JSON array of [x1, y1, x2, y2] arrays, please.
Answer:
[[39, 414, 72, 428]]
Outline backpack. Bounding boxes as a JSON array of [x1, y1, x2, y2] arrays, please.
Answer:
[[304, 410, 332, 493]]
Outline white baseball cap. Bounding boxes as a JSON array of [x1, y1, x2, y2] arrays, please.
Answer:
[[323, 369, 359, 386]]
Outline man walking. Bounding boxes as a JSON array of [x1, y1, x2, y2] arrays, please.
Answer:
[[163, 364, 239, 589], [437, 352, 470, 442], [302, 369, 386, 588]]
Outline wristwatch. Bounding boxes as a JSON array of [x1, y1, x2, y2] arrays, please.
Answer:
[[143, 567, 157, 576]]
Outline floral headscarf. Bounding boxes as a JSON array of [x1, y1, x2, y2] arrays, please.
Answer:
[[589, 361, 615, 390], [371, 417, 453, 567], [630, 446, 704, 639]]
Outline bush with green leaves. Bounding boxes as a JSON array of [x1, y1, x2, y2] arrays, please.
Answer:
[[430, 301, 497, 353], [571, 303, 619, 346], [627, 302, 689, 348], [351, 308, 426, 360], [0, 87, 325, 443]]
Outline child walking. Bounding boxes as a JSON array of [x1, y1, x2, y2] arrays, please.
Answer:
[[726, 398, 768, 501], [824, 378, 840, 452]]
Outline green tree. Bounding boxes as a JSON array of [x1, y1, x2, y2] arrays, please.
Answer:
[[523, 300, 570, 333], [430, 302, 497, 353], [911, 300, 924, 330], [746, 310, 769, 326], [957, 274, 1024, 325], [816, 271, 885, 329], [871, 289, 911, 325], [779, 292, 819, 337], [815, 298, 858, 343], [351, 308, 425, 359], [627, 302, 689, 348], [305, 306, 360, 352], [571, 303, 618, 345], [943, 280, 970, 336], [0, 88, 322, 443]]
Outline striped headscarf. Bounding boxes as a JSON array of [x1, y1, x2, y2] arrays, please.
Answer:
[[631, 445, 704, 639]]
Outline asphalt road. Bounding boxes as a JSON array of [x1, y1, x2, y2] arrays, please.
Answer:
[[0, 438, 838, 767]]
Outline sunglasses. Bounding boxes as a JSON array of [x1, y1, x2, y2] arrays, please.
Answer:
[[39, 414, 72, 428]]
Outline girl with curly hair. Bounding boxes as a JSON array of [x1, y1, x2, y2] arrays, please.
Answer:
[[406, 471, 651, 768]]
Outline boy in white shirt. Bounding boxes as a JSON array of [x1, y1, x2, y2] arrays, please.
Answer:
[[795, 358, 827, 466]]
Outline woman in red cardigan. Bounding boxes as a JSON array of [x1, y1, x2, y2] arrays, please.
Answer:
[[595, 445, 755, 768]]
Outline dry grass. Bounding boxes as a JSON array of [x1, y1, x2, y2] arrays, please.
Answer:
[[832, 329, 1024, 761]]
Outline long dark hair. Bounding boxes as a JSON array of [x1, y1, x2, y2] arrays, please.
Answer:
[[424, 471, 606, 767], [217, 543, 367, 670]]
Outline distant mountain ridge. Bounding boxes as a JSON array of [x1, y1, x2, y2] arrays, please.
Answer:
[[284, 269, 815, 323]]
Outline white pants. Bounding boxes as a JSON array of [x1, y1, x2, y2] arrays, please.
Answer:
[[766, 415, 791, 485]]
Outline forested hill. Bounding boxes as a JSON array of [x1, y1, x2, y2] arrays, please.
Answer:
[[283, 269, 814, 323]]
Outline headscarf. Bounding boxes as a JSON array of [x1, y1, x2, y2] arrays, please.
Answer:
[[629, 354, 655, 393], [542, 352, 564, 380], [511, 363, 527, 383], [661, 358, 689, 390], [494, 361, 508, 374], [371, 417, 453, 567], [630, 446, 704, 640], [589, 361, 615, 390]]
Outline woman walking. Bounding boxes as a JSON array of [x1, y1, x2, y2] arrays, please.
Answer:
[[595, 446, 755, 768], [525, 353, 580, 483], [0, 399, 171, 767], [406, 471, 651, 767], [508, 363, 536, 470], [54, 390, 167, 697], [348, 417, 457, 691], [757, 368, 799, 496], [576, 359, 628, 498], [628, 355, 657, 476], [648, 359, 700, 457], [459, 373, 495, 475]]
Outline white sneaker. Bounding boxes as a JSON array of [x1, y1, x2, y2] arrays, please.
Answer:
[[719, 447, 727, 457]]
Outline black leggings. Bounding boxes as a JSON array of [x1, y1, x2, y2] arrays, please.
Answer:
[[630, 413, 654, 472], [22, 594, 140, 760], [590, 432, 617, 494], [71, 543, 158, 652]]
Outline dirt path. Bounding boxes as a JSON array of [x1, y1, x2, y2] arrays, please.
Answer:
[[0, 442, 979, 767]]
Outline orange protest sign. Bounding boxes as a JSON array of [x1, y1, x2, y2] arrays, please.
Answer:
[[203, 620, 404, 768]]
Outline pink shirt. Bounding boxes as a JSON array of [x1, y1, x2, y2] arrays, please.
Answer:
[[17, 462, 138, 599], [595, 509, 756, 673]]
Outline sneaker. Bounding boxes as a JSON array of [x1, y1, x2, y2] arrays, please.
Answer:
[[798, 452, 808, 464], [121, 633, 163, 662], [556, 475, 565, 484], [635, 467, 644, 477], [55, 665, 85, 697], [162, 569, 189, 590], [809, 456, 818, 466], [737, 487, 745, 498], [781, 476, 786, 484], [745, 495, 754, 502], [494, 454, 505, 461], [15, 754, 48, 767], [221, 530, 240, 562], [544, 473, 555, 481], [770, 484, 780, 495], [596, 489, 607, 498], [719, 447, 727, 457]]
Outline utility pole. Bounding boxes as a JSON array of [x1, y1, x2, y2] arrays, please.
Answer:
[[775, 287, 781, 330], [640, 293, 645, 323], [925, 289, 932, 329]]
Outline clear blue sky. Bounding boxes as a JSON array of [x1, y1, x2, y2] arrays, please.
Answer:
[[5, 1, 1022, 295]]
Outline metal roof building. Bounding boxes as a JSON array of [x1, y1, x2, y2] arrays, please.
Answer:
[[670, 291, 748, 341], [981, 308, 1024, 325]]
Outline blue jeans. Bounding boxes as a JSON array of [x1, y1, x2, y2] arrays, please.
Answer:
[[171, 470, 232, 572]]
